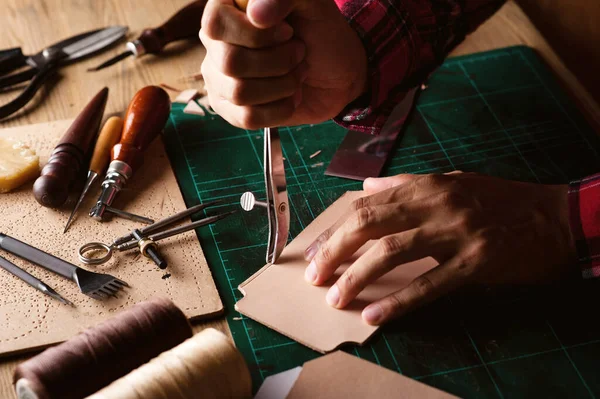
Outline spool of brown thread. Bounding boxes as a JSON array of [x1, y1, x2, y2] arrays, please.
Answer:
[[13, 298, 193, 399]]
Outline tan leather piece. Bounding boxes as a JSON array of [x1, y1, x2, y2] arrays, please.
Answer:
[[236, 191, 437, 353], [287, 351, 457, 399], [0, 120, 223, 356]]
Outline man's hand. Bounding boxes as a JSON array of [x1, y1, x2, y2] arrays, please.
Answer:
[[199, 0, 367, 129], [303, 173, 577, 325]]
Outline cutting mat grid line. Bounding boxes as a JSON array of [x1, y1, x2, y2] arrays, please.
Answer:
[[163, 46, 600, 397]]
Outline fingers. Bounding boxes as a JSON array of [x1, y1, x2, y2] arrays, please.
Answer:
[[201, 30, 305, 78], [361, 256, 466, 325], [363, 174, 417, 195], [202, 61, 307, 106], [305, 202, 428, 286], [247, 0, 295, 28], [201, 0, 293, 48]]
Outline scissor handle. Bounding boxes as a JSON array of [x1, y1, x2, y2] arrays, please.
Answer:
[[0, 61, 58, 120], [78, 242, 114, 266], [0, 48, 27, 76]]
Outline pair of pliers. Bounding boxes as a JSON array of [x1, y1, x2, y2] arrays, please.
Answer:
[[241, 128, 290, 264], [0, 26, 127, 120]]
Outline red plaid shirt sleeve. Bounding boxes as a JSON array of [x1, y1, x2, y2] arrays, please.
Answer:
[[569, 174, 600, 278], [332, 0, 504, 134]]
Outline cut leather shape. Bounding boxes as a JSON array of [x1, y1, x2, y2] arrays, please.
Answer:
[[236, 191, 437, 353], [287, 351, 457, 398]]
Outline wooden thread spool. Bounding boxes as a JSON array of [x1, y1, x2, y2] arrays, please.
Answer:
[[86, 328, 252, 399], [13, 298, 193, 399]]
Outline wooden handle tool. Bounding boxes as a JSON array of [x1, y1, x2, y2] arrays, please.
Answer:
[[33, 87, 109, 208], [89, 1, 207, 71], [64, 116, 123, 233], [89, 86, 171, 221]]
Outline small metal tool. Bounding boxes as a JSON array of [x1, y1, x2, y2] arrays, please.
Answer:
[[64, 116, 124, 233], [0, 26, 127, 120], [89, 1, 206, 71], [79, 200, 234, 266], [0, 255, 73, 306], [240, 128, 290, 264], [0, 233, 128, 300], [325, 87, 419, 181]]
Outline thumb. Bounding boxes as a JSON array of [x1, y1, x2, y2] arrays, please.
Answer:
[[247, 0, 294, 28], [363, 174, 417, 194]]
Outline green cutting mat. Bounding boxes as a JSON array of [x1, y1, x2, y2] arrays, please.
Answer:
[[163, 46, 600, 398]]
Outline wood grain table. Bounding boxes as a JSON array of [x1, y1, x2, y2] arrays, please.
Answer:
[[1, 0, 599, 397]]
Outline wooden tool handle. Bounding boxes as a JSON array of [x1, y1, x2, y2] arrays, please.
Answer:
[[138, 0, 207, 54], [111, 86, 171, 171], [90, 116, 123, 175], [33, 87, 109, 208], [234, 0, 248, 10]]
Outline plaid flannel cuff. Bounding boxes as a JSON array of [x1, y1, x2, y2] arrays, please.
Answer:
[[332, 0, 422, 135], [568, 173, 600, 278]]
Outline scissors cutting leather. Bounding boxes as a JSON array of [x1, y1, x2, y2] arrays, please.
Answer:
[[240, 128, 290, 264], [0, 26, 127, 120]]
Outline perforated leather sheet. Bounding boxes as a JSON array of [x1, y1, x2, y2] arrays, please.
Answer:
[[0, 120, 223, 356]]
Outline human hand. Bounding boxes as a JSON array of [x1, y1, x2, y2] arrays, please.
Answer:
[[303, 172, 577, 325], [199, 0, 368, 129]]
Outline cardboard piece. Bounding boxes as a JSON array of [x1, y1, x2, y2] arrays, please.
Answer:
[[183, 100, 206, 116], [254, 367, 303, 399], [286, 351, 457, 398], [173, 89, 199, 104], [235, 192, 437, 353], [0, 120, 223, 356]]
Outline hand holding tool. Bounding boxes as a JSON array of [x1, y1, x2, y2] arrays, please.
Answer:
[[89, 86, 171, 221], [64, 116, 123, 233], [0, 26, 126, 120], [0, 255, 73, 305], [33, 87, 109, 208], [0, 233, 128, 300], [89, 1, 207, 71], [240, 128, 289, 264], [80, 200, 235, 267], [231, 0, 290, 264]]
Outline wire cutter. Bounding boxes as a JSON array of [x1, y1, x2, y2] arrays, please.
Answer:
[[240, 128, 290, 264], [0, 26, 127, 120]]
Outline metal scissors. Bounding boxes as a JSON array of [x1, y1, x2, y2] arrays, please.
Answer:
[[0, 26, 127, 120], [240, 127, 290, 264]]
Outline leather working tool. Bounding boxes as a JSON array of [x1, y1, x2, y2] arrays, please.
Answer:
[[0, 254, 73, 306], [232, 0, 290, 264], [79, 200, 235, 268], [33, 87, 109, 208], [89, 0, 207, 71], [325, 87, 419, 180], [89, 86, 171, 222], [240, 128, 290, 264], [64, 116, 124, 233], [0, 233, 128, 300], [0, 26, 127, 120]]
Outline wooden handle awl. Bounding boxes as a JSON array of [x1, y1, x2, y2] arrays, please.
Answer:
[[89, 116, 123, 175], [33, 87, 109, 208], [138, 0, 207, 54], [111, 86, 171, 171]]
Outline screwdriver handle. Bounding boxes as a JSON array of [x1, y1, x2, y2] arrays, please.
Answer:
[[234, 0, 248, 10], [111, 86, 171, 171], [137, 0, 207, 55], [89, 116, 123, 175], [33, 87, 108, 208]]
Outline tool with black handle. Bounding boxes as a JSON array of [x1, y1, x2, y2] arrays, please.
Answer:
[[89, 0, 207, 71], [0, 233, 128, 300]]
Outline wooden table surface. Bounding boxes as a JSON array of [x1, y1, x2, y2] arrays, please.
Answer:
[[1, 0, 599, 396]]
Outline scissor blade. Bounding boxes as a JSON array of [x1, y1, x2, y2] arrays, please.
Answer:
[[62, 26, 128, 60]]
